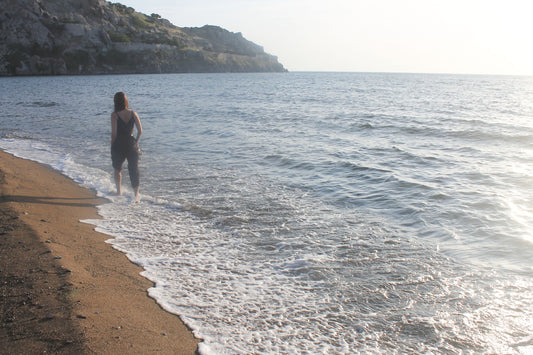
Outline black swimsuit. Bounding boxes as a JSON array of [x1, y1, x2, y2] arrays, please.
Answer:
[[111, 111, 139, 189], [116, 111, 135, 137]]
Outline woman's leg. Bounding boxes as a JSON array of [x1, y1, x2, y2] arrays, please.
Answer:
[[127, 148, 140, 201], [114, 168, 122, 195], [111, 145, 126, 196]]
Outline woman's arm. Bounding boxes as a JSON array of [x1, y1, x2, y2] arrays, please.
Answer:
[[133, 111, 142, 143], [111, 113, 117, 146]]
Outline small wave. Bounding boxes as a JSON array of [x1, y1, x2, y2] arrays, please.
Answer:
[[264, 154, 316, 171], [511, 336, 533, 348], [17, 101, 59, 108], [338, 160, 391, 175], [181, 202, 215, 217], [352, 122, 375, 129], [393, 122, 533, 147], [0, 132, 37, 140], [448, 129, 533, 145]]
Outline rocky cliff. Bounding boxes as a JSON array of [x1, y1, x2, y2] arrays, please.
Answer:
[[0, 0, 287, 75]]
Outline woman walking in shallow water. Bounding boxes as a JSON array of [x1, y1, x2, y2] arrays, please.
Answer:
[[111, 92, 142, 201]]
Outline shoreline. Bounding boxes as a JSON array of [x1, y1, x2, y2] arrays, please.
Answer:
[[0, 149, 200, 354]]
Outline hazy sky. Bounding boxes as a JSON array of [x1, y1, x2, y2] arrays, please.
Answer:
[[117, 0, 533, 75]]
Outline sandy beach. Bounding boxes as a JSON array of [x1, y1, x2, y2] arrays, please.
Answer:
[[0, 149, 199, 354]]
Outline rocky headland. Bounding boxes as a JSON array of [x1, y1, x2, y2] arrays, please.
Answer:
[[0, 0, 287, 75]]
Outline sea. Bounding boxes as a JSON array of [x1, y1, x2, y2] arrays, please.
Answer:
[[0, 72, 532, 354]]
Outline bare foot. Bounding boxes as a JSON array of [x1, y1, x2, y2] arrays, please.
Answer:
[[134, 187, 140, 203]]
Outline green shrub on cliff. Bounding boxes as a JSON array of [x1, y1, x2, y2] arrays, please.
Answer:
[[132, 13, 151, 30], [108, 31, 131, 43]]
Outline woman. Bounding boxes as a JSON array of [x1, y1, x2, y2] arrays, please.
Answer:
[[111, 92, 142, 201]]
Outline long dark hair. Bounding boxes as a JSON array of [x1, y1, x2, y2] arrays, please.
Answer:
[[114, 92, 129, 112]]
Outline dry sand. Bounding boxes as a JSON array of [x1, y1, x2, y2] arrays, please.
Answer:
[[0, 149, 200, 354]]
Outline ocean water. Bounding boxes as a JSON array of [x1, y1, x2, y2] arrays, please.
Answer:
[[1, 72, 532, 354]]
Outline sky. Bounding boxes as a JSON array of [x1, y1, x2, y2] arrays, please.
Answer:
[[116, 0, 533, 75]]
